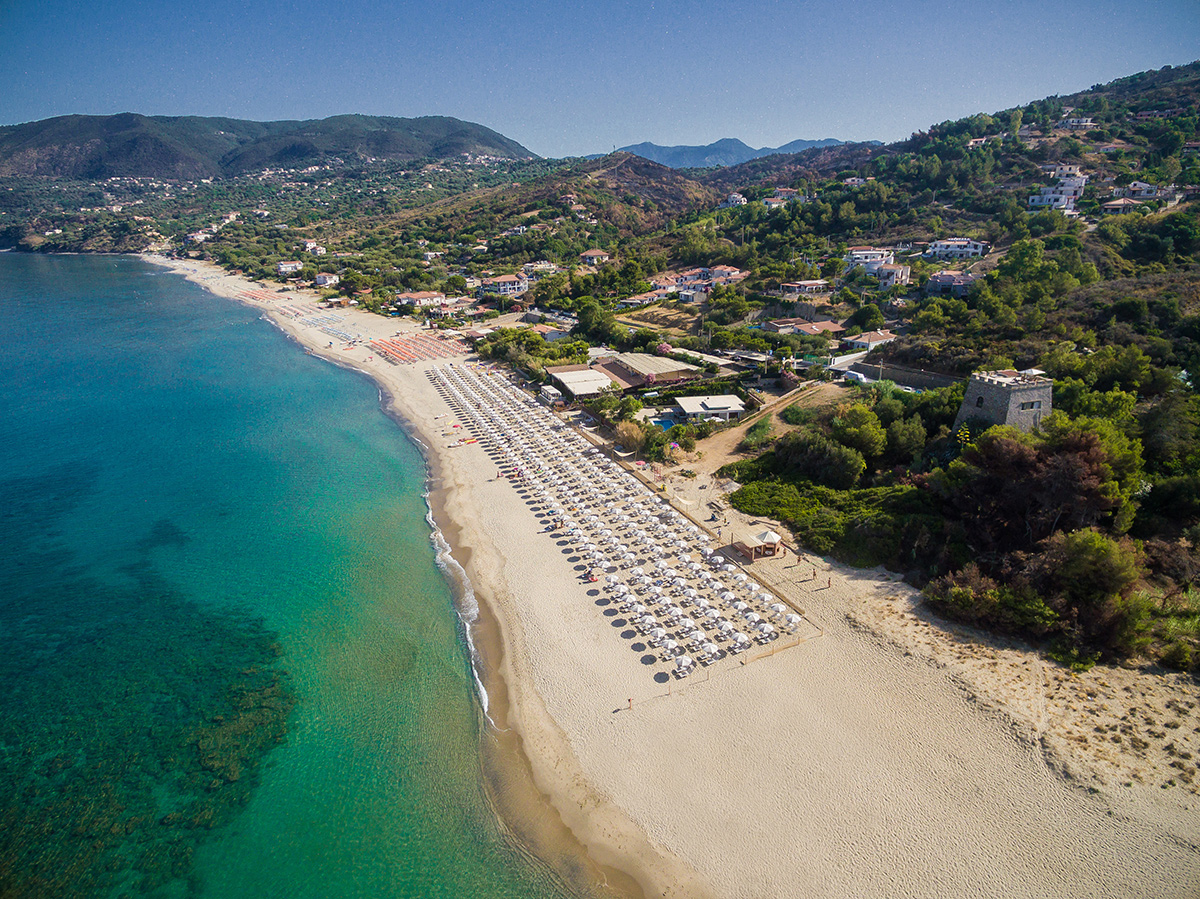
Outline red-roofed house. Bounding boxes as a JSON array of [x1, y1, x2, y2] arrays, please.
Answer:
[[480, 274, 529, 296], [846, 329, 898, 349], [580, 249, 610, 265]]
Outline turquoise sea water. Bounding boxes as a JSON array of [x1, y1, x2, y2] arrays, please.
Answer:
[[0, 254, 572, 898]]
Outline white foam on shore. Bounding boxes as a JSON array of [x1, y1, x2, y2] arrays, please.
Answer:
[[257, 307, 496, 727], [424, 487, 495, 726]]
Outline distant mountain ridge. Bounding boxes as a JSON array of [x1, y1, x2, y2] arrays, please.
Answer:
[[0, 113, 537, 179], [617, 137, 856, 168]]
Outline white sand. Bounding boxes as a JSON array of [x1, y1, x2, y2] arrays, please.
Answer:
[[148, 255, 1200, 899]]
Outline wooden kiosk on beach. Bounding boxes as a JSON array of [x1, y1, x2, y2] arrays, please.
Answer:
[[733, 529, 785, 561]]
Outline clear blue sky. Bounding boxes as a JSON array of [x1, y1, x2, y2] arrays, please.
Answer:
[[1, 0, 1197, 158]]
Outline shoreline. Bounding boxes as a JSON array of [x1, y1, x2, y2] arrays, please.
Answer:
[[141, 254, 693, 897], [141, 254, 1200, 899]]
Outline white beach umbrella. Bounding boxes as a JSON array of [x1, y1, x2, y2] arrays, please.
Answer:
[[758, 623, 775, 636], [702, 642, 719, 656], [786, 613, 803, 626], [733, 632, 750, 645], [733, 573, 748, 583], [744, 612, 761, 624], [676, 655, 693, 670], [770, 603, 787, 616], [733, 601, 749, 613], [722, 564, 737, 573], [649, 627, 668, 640], [705, 608, 721, 622], [721, 592, 738, 604]]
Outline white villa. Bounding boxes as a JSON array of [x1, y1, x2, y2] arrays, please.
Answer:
[[925, 238, 988, 260]]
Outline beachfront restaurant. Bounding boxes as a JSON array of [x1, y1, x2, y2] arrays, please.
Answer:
[[674, 395, 746, 422]]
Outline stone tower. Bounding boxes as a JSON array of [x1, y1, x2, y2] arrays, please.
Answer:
[[953, 370, 1053, 433]]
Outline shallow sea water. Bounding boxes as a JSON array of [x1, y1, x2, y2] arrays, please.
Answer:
[[0, 254, 572, 898]]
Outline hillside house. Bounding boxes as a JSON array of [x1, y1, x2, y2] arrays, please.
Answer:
[[480, 274, 529, 296], [1040, 164, 1082, 178], [954, 370, 1053, 432], [925, 270, 981, 297], [277, 261, 303, 275], [718, 192, 748, 208], [709, 265, 749, 284], [1113, 180, 1161, 200], [875, 264, 911, 290], [925, 238, 988, 260], [844, 246, 894, 271], [1101, 197, 1145, 214], [845, 329, 898, 350], [314, 273, 340, 287], [781, 280, 830, 295], [762, 318, 844, 338], [580, 249, 610, 265]]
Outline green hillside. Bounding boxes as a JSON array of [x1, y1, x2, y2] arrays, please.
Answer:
[[0, 113, 536, 179]]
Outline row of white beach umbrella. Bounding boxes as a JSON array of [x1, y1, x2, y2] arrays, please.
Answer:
[[432, 365, 801, 669]]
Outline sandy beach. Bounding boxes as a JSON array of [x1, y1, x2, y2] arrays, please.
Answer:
[[146, 255, 1200, 899]]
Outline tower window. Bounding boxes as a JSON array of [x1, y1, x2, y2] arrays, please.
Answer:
[[976, 396, 984, 407]]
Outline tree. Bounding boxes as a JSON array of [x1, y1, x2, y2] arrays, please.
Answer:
[[615, 420, 646, 453], [831, 404, 887, 461], [773, 429, 867, 489], [887, 415, 927, 465], [616, 395, 643, 421], [1040, 529, 1146, 655], [849, 304, 884, 330]]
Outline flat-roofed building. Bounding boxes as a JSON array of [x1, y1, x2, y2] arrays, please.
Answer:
[[611, 352, 700, 385], [675, 395, 746, 422], [545, 365, 620, 398]]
